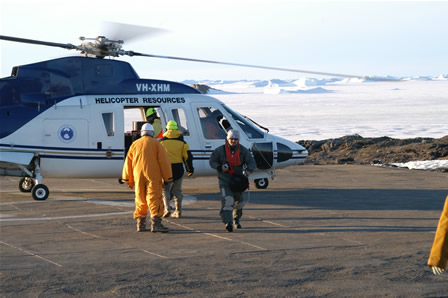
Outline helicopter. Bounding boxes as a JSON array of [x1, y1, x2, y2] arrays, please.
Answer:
[[0, 30, 377, 201]]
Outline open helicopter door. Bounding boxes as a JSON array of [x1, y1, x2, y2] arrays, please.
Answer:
[[123, 106, 163, 158]]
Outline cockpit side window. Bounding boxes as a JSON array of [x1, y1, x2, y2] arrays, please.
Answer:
[[197, 107, 229, 139], [223, 106, 264, 139]]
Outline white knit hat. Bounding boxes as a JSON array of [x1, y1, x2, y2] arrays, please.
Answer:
[[227, 129, 240, 140], [141, 123, 154, 137]]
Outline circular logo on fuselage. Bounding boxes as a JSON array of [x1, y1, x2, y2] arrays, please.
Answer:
[[58, 125, 76, 143]]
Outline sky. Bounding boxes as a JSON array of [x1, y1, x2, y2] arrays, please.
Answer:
[[1, 0, 448, 81]]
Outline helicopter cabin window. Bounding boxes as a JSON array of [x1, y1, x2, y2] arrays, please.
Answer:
[[102, 112, 115, 136], [223, 106, 264, 139], [197, 107, 229, 139], [170, 108, 189, 136]]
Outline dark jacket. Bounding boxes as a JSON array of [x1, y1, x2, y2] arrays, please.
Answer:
[[209, 142, 256, 185]]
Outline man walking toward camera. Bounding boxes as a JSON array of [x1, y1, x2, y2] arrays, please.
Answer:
[[209, 129, 256, 232]]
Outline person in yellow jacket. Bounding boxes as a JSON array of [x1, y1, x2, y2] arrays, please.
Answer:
[[428, 195, 448, 275], [160, 120, 194, 218], [122, 123, 173, 232], [146, 107, 163, 138]]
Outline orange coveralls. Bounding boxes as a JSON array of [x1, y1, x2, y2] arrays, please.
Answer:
[[428, 195, 448, 270], [122, 135, 172, 219]]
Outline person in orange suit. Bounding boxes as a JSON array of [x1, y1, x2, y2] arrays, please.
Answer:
[[122, 123, 173, 232], [428, 195, 448, 275]]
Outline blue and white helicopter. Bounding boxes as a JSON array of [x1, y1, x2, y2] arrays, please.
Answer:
[[0, 31, 367, 200]]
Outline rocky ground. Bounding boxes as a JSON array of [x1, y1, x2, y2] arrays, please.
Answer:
[[298, 135, 448, 169]]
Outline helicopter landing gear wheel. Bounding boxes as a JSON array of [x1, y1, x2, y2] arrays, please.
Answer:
[[254, 178, 269, 189], [19, 177, 35, 192], [32, 184, 50, 201]]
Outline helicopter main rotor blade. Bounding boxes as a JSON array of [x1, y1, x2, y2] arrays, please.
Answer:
[[130, 51, 395, 81], [0, 34, 397, 81], [102, 22, 170, 42], [0, 35, 77, 50]]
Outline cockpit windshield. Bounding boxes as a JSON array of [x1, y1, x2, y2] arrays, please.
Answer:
[[223, 105, 264, 139]]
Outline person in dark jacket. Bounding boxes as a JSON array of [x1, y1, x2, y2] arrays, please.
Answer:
[[160, 120, 194, 218], [209, 129, 256, 232]]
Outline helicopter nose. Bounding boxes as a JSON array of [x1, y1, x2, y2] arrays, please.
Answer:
[[276, 142, 308, 165]]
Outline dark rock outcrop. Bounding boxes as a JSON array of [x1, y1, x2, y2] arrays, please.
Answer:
[[191, 84, 211, 94], [298, 135, 448, 166]]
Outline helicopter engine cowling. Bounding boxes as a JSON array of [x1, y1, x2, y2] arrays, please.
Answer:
[[274, 136, 308, 168]]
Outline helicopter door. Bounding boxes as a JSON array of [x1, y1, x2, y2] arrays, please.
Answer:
[[163, 106, 201, 174], [195, 106, 229, 140], [166, 107, 190, 137], [191, 105, 232, 174], [43, 119, 88, 147], [251, 142, 274, 170], [41, 118, 89, 176]]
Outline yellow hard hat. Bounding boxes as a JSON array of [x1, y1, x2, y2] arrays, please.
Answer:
[[166, 120, 178, 130], [146, 108, 157, 118]]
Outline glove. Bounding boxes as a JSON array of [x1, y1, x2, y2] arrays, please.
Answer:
[[188, 171, 194, 177], [164, 177, 173, 186], [431, 266, 445, 275]]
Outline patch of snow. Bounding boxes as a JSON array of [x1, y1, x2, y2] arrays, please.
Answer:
[[263, 86, 332, 94], [391, 160, 448, 171], [293, 77, 327, 87], [434, 74, 448, 81]]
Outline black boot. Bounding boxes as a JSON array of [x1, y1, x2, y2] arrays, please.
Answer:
[[225, 223, 233, 232], [234, 219, 242, 229], [151, 217, 169, 233]]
